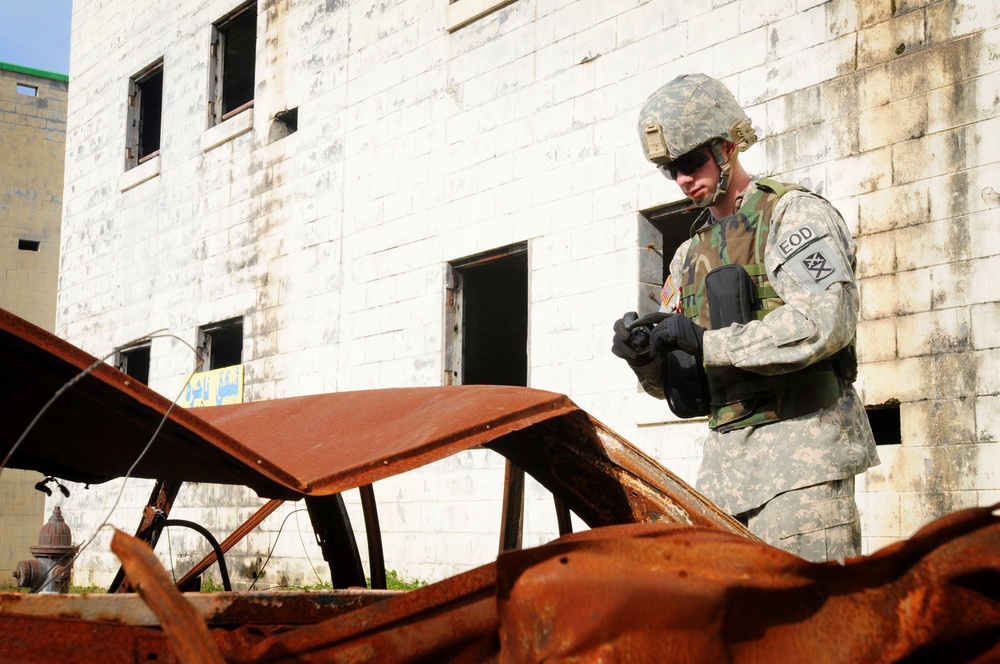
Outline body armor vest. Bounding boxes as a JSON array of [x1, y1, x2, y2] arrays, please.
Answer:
[[678, 179, 851, 432]]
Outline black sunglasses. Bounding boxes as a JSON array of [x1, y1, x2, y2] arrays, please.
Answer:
[[658, 148, 712, 180]]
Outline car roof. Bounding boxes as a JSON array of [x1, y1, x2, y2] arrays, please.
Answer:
[[0, 309, 743, 532], [1, 310, 574, 497]]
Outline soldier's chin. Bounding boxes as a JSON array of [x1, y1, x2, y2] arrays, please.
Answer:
[[686, 189, 708, 204]]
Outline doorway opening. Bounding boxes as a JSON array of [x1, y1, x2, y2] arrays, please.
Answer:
[[445, 244, 528, 387]]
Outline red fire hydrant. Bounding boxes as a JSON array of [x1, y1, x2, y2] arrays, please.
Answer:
[[13, 506, 80, 593]]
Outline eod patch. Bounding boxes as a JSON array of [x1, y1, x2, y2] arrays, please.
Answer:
[[775, 222, 850, 289]]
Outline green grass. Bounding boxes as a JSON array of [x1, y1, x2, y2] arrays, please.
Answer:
[[380, 569, 427, 591]]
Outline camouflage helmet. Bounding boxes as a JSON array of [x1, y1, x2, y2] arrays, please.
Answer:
[[638, 73, 756, 165]]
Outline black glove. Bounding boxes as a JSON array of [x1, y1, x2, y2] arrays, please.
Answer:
[[612, 311, 670, 366], [650, 314, 706, 358]]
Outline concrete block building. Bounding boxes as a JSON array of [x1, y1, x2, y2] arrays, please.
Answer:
[[0, 62, 68, 581], [54, 0, 1000, 586]]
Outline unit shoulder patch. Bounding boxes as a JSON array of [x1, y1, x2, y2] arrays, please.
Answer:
[[781, 237, 851, 290]]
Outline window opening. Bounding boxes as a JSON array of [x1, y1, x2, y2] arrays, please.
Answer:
[[199, 317, 244, 370], [639, 201, 700, 312], [116, 342, 151, 385], [446, 245, 528, 387], [16, 84, 37, 97], [126, 60, 164, 170], [866, 402, 901, 445], [17, 239, 40, 251], [210, 1, 257, 126]]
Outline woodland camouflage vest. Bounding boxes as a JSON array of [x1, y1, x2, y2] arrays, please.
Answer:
[[679, 179, 848, 432]]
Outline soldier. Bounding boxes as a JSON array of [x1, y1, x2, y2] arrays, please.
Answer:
[[613, 73, 879, 562]]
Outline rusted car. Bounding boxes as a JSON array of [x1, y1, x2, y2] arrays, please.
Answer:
[[1, 308, 997, 663]]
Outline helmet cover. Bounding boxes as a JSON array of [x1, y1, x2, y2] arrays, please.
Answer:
[[638, 73, 756, 164]]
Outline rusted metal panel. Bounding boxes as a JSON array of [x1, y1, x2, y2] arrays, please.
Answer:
[[494, 505, 1000, 663], [0, 589, 397, 626], [488, 410, 749, 533], [224, 562, 501, 662], [194, 385, 578, 496]]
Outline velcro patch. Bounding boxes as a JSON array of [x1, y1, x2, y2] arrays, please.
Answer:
[[776, 222, 823, 259], [784, 237, 850, 289], [801, 251, 836, 281]]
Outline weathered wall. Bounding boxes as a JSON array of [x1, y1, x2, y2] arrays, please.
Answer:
[[0, 64, 68, 581], [53, 0, 1000, 586], [0, 65, 66, 331]]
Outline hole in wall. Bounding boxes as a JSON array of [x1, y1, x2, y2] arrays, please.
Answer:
[[866, 402, 901, 445], [269, 107, 298, 141]]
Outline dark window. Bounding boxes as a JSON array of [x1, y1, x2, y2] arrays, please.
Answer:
[[866, 403, 902, 445], [117, 343, 151, 385], [126, 60, 164, 169], [18, 239, 40, 251], [210, 2, 257, 125], [200, 317, 244, 370], [446, 245, 528, 387]]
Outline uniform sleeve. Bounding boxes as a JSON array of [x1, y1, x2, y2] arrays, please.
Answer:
[[701, 191, 859, 375]]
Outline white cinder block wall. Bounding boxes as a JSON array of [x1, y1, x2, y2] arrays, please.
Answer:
[[51, 0, 1000, 587]]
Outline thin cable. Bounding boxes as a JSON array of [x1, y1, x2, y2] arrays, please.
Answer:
[[294, 505, 326, 587], [248, 507, 309, 591]]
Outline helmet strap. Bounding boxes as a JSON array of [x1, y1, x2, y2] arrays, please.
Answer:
[[696, 140, 736, 209]]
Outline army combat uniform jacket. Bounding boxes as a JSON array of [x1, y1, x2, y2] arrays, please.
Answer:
[[654, 180, 880, 517]]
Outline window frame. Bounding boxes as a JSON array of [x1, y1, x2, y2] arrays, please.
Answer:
[[125, 59, 164, 171], [116, 341, 152, 385], [208, 1, 258, 127], [198, 317, 245, 371]]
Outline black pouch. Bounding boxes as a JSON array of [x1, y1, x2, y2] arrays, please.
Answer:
[[661, 264, 759, 419], [705, 264, 759, 328]]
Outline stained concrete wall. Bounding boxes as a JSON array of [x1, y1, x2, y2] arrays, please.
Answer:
[[53, 0, 1000, 586], [0, 64, 68, 583]]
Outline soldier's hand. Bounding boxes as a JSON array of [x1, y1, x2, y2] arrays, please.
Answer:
[[650, 314, 706, 358], [613, 312, 672, 365], [612, 312, 646, 363]]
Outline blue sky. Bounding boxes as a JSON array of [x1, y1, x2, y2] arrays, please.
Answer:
[[0, 1, 73, 75]]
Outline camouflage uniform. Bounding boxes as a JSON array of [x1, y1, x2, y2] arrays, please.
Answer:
[[621, 74, 879, 562], [658, 182, 879, 561]]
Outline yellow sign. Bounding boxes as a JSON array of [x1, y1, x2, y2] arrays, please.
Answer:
[[181, 365, 244, 408]]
